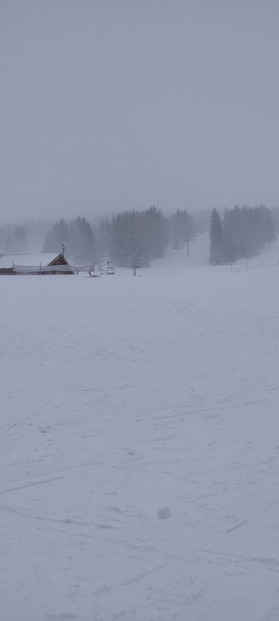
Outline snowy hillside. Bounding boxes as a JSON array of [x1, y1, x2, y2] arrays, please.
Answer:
[[1, 234, 279, 621]]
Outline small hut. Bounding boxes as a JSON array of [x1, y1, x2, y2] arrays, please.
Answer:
[[0, 253, 74, 275]]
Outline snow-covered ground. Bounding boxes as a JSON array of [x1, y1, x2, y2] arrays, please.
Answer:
[[1, 234, 279, 621]]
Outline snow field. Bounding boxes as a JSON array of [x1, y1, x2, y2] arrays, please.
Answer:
[[1, 241, 279, 620]]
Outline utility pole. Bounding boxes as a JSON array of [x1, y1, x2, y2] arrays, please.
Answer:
[[184, 230, 198, 257], [185, 231, 189, 257], [132, 250, 140, 276]]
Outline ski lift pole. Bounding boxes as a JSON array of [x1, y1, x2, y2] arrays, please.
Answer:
[[132, 250, 139, 276], [186, 231, 189, 257]]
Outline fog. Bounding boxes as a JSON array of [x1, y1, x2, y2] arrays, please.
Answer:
[[1, 0, 279, 224]]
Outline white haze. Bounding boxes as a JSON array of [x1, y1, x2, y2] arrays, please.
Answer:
[[1, 0, 279, 224]]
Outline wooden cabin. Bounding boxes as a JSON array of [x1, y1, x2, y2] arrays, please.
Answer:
[[0, 253, 74, 275]]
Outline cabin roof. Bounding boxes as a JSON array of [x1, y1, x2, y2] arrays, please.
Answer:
[[0, 253, 67, 269]]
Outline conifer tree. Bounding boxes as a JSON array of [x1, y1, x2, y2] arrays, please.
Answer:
[[209, 208, 223, 264]]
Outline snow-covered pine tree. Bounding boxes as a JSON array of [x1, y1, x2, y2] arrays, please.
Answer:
[[209, 208, 223, 264]]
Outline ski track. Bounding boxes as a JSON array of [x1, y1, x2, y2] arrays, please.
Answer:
[[1, 237, 279, 620]]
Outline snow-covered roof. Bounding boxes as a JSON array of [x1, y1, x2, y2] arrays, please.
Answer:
[[0, 253, 63, 268]]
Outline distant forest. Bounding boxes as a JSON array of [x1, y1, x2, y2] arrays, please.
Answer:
[[0, 204, 277, 267], [0, 208, 200, 266], [209, 205, 276, 264]]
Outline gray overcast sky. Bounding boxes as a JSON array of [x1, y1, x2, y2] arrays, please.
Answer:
[[1, 0, 279, 223]]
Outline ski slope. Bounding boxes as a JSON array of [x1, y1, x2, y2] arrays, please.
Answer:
[[1, 234, 279, 621]]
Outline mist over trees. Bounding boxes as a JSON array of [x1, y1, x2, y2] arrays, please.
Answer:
[[209, 209, 223, 264], [0, 204, 277, 268], [41, 208, 187, 266], [0, 208, 193, 265], [95, 207, 199, 266], [108, 207, 169, 267], [43, 217, 95, 265], [169, 209, 196, 248], [0, 225, 28, 254], [209, 205, 276, 264]]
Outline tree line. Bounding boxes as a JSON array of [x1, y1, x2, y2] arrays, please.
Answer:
[[47, 208, 197, 266], [209, 205, 276, 264], [1, 204, 276, 267], [0, 225, 28, 255], [43, 217, 95, 265], [0, 208, 197, 266]]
